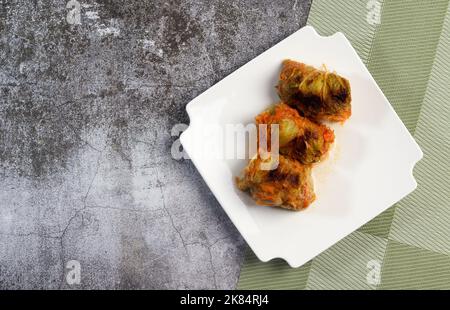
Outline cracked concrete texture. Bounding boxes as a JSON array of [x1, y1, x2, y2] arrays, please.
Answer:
[[0, 0, 311, 289]]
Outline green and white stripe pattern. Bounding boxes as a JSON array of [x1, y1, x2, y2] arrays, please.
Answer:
[[238, 0, 450, 290]]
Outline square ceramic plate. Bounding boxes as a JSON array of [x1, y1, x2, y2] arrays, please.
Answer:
[[180, 26, 422, 267]]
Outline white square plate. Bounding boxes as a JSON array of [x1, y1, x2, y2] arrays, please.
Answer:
[[180, 26, 422, 267]]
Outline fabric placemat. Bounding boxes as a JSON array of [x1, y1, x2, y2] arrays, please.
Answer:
[[238, 0, 450, 289]]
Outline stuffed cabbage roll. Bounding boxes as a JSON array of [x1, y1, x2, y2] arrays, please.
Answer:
[[277, 59, 351, 122], [236, 155, 315, 210], [256, 103, 335, 165]]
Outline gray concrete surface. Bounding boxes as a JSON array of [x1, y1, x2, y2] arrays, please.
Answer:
[[0, 0, 311, 289]]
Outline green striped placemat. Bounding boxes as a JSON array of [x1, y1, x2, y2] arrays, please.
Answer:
[[238, 0, 450, 290]]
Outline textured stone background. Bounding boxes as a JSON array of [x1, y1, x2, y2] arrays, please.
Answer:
[[0, 0, 311, 289]]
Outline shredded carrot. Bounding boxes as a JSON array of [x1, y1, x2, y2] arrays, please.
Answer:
[[323, 129, 335, 142]]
